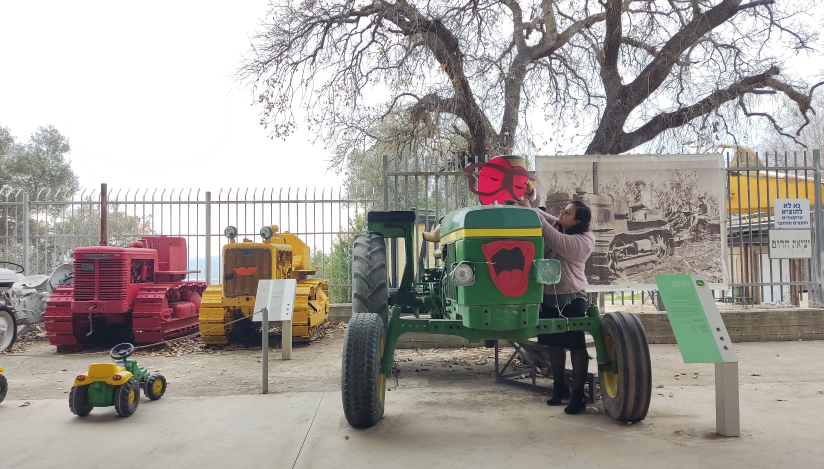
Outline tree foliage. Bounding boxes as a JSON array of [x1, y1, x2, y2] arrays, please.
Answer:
[[0, 125, 152, 272], [240, 0, 823, 166], [312, 213, 368, 303], [0, 124, 79, 199]]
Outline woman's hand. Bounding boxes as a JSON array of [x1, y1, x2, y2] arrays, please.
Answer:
[[516, 182, 535, 207]]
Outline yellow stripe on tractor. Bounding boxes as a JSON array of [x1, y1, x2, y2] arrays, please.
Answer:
[[440, 228, 542, 244]]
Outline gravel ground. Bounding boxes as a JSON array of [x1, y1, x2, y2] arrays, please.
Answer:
[[3, 323, 822, 415]]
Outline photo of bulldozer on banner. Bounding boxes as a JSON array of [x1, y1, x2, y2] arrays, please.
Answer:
[[536, 154, 723, 286]]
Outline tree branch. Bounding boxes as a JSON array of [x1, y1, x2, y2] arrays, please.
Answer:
[[618, 66, 781, 152]]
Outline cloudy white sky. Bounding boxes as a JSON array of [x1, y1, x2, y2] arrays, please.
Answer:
[[1, 1, 345, 193]]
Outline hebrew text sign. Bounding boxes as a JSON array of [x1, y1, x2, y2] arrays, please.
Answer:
[[769, 230, 812, 259], [773, 198, 810, 229]]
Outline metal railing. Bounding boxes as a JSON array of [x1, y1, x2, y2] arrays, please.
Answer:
[[2, 149, 822, 309], [378, 150, 824, 308], [0, 186, 379, 304], [725, 149, 822, 306]]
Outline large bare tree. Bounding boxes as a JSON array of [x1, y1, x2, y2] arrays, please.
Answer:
[[239, 0, 823, 165]]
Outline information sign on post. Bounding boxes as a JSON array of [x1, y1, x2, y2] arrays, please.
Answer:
[[655, 274, 739, 437], [253, 279, 297, 361]]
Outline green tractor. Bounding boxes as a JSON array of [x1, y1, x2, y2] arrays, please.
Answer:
[[341, 206, 652, 428], [69, 343, 167, 417]]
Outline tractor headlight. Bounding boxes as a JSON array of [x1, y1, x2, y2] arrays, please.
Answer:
[[451, 262, 475, 287], [260, 225, 274, 240], [224, 226, 238, 240]]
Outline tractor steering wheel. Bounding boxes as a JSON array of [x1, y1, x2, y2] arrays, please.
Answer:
[[0, 261, 24, 274], [110, 343, 136, 361]]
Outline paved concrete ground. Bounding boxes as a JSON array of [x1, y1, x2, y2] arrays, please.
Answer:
[[2, 340, 823, 468]]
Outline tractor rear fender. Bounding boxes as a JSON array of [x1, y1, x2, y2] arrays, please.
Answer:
[[74, 364, 133, 386], [367, 211, 417, 291]]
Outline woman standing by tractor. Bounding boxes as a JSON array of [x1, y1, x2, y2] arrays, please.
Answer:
[[519, 185, 595, 414]]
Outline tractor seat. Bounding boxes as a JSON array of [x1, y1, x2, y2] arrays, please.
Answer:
[[87, 363, 124, 378]]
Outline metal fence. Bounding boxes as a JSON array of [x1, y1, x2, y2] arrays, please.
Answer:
[[2, 149, 822, 309], [378, 150, 824, 308], [725, 149, 822, 307], [0, 187, 379, 304]]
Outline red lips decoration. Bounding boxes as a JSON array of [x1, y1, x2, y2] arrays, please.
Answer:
[[481, 240, 535, 296], [463, 156, 531, 205], [234, 266, 259, 276]]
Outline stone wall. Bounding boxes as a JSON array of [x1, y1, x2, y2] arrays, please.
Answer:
[[637, 309, 824, 344], [330, 304, 824, 346]]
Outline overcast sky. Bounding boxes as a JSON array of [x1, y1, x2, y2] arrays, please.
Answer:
[[0, 1, 345, 194]]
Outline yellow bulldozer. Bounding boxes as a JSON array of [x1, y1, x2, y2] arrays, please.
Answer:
[[199, 225, 329, 344]]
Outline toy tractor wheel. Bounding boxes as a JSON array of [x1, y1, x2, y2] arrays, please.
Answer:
[[0, 306, 17, 351], [145, 374, 167, 400], [599, 311, 652, 422], [113, 379, 140, 417], [69, 385, 93, 416], [0, 373, 7, 404], [352, 232, 389, 328], [341, 313, 386, 428]]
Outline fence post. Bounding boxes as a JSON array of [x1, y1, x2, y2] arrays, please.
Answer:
[[814, 150, 823, 306], [22, 192, 29, 275], [382, 154, 389, 211], [205, 191, 212, 286]]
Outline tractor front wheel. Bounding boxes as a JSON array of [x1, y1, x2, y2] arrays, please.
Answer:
[[0, 306, 17, 351], [145, 374, 167, 400], [341, 313, 386, 428], [599, 311, 652, 422], [351, 232, 389, 328], [113, 379, 140, 417], [69, 385, 93, 416]]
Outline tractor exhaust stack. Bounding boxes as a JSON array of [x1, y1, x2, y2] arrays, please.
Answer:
[[100, 183, 108, 246]]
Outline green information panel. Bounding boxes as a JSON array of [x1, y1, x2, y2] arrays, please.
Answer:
[[655, 274, 737, 364]]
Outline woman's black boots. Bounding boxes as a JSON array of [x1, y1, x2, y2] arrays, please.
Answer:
[[546, 381, 570, 406], [564, 389, 587, 414]]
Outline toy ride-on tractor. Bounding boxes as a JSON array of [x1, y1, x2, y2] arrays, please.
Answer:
[[0, 365, 7, 404], [341, 207, 652, 428], [69, 343, 167, 417]]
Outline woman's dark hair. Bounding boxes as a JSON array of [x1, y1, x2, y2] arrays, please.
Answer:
[[564, 200, 591, 235]]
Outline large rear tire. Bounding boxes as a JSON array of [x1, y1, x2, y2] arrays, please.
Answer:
[[599, 311, 652, 422], [352, 232, 388, 328], [69, 385, 93, 416], [0, 306, 17, 351], [341, 313, 386, 428], [113, 379, 140, 417]]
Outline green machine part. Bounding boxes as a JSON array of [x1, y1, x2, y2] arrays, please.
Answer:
[[367, 206, 611, 377]]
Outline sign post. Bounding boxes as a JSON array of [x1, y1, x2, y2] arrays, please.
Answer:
[[655, 274, 739, 436], [253, 279, 297, 393]]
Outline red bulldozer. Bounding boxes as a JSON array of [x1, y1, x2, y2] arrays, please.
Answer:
[[45, 236, 206, 348]]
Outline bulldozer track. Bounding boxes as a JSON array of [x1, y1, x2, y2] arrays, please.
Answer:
[[133, 284, 204, 344], [198, 279, 329, 344], [43, 286, 77, 346]]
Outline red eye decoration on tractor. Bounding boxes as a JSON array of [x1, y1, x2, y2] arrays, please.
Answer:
[[481, 240, 535, 297], [463, 155, 536, 205], [234, 266, 259, 276]]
